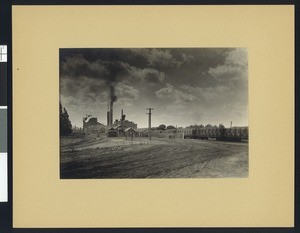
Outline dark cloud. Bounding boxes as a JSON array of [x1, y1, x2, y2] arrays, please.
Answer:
[[181, 53, 195, 63], [128, 67, 165, 85], [60, 48, 147, 68], [61, 54, 165, 85], [60, 55, 132, 82], [60, 54, 164, 105], [142, 70, 165, 84], [129, 48, 182, 68]]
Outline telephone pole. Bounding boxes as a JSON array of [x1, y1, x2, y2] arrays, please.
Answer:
[[146, 108, 154, 140]]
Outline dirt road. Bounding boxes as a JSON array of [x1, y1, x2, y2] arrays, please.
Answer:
[[60, 137, 248, 178]]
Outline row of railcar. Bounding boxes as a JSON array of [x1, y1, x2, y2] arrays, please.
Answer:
[[182, 126, 248, 142]]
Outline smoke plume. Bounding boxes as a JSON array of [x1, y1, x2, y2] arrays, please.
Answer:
[[109, 81, 118, 103]]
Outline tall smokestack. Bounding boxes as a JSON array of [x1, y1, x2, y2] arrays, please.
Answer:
[[146, 108, 154, 140], [107, 81, 117, 127], [110, 101, 113, 126], [107, 111, 110, 127]]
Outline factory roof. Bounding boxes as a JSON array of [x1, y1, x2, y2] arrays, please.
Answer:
[[124, 127, 136, 132]]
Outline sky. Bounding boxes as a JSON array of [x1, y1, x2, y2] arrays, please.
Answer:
[[60, 48, 248, 129]]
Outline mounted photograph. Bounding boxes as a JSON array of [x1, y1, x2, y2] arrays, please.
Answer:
[[59, 48, 248, 179]]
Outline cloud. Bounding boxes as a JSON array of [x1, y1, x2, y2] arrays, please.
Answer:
[[123, 66, 165, 86], [155, 83, 196, 104], [61, 55, 165, 85], [60, 68, 140, 124], [115, 82, 139, 100], [182, 53, 195, 63], [114, 97, 135, 108], [60, 76, 107, 99], [130, 49, 182, 68], [61, 56, 109, 80], [179, 82, 247, 110], [226, 48, 248, 67], [207, 48, 248, 82], [60, 55, 166, 107], [131, 67, 165, 85], [60, 56, 135, 83]]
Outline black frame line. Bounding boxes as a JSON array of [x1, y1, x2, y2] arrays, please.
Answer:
[[0, 0, 298, 233]]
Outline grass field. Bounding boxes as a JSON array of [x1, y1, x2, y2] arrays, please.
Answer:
[[60, 135, 248, 179]]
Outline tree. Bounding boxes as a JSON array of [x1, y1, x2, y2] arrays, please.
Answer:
[[166, 125, 176, 130], [157, 124, 166, 130], [60, 103, 72, 136]]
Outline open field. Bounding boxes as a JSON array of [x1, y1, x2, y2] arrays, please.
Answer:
[[60, 136, 248, 179], [60, 137, 248, 179]]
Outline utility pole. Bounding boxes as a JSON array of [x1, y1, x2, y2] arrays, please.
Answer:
[[146, 108, 154, 140]]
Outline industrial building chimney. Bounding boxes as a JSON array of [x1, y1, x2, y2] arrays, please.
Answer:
[[110, 100, 113, 126], [107, 111, 110, 127], [121, 109, 126, 121]]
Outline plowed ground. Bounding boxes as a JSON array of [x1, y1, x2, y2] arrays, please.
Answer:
[[60, 137, 248, 178]]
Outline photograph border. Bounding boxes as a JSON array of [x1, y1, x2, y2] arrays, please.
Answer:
[[58, 47, 249, 180]]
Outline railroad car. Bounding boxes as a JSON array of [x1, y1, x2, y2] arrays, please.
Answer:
[[183, 126, 248, 142]]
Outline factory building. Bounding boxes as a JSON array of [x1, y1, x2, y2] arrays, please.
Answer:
[[107, 109, 137, 137], [107, 98, 115, 127], [83, 115, 106, 134]]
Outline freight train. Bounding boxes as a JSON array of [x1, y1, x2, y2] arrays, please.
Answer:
[[181, 125, 248, 142]]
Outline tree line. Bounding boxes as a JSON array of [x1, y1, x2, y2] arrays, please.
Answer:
[[60, 103, 72, 136]]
